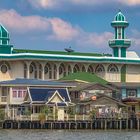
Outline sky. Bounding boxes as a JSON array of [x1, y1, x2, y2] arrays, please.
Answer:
[[0, 0, 140, 55]]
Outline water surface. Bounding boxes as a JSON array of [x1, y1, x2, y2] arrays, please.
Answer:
[[0, 130, 140, 140]]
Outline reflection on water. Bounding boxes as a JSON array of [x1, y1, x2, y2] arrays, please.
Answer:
[[0, 130, 140, 140]]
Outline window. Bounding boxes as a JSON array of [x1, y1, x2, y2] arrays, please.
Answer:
[[18, 91, 22, 98], [1, 64, 8, 73], [0, 61, 10, 74], [24, 63, 27, 78], [12, 88, 27, 98], [13, 91, 17, 98], [118, 28, 121, 39], [95, 64, 105, 73], [2, 87, 7, 96], [127, 89, 137, 98], [23, 91, 27, 98]]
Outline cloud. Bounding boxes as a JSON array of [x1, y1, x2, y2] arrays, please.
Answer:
[[77, 32, 113, 47], [48, 18, 79, 41], [119, 0, 140, 6], [0, 9, 114, 51], [0, 9, 50, 34], [27, 0, 140, 10], [0, 9, 79, 41]]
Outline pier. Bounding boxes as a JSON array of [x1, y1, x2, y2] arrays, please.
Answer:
[[2, 118, 140, 130]]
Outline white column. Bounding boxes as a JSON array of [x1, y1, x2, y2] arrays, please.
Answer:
[[118, 47, 121, 57], [71, 64, 74, 73], [25, 61, 31, 79], [84, 64, 89, 72], [55, 63, 60, 80], [40, 62, 45, 80]]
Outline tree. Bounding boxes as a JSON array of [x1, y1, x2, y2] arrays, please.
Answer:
[[38, 106, 49, 128]]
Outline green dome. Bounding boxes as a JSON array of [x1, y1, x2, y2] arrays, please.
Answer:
[[114, 11, 126, 21], [0, 24, 9, 38]]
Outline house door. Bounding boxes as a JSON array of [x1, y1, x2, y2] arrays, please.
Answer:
[[58, 108, 64, 121]]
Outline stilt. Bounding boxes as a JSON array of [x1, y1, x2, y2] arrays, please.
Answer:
[[119, 119, 122, 130], [105, 120, 107, 130], [137, 119, 140, 131]]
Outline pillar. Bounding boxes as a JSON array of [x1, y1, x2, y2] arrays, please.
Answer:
[[40, 62, 46, 80]]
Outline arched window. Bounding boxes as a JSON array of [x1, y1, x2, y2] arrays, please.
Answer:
[[54, 64, 57, 79], [39, 64, 42, 79], [88, 65, 94, 74], [30, 62, 37, 79], [108, 64, 119, 73], [73, 64, 80, 73], [68, 65, 72, 74], [24, 63, 27, 78], [82, 65, 86, 72], [59, 63, 66, 76], [108, 64, 119, 81], [44, 63, 52, 79], [95, 64, 105, 73], [0, 61, 10, 74]]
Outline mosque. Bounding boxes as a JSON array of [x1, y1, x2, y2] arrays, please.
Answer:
[[0, 11, 140, 83]]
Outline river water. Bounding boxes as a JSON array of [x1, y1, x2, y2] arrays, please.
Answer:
[[0, 130, 140, 140]]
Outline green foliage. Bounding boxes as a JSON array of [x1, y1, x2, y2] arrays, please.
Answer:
[[89, 109, 97, 119], [0, 109, 5, 120], [67, 107, 75, 115], [40, 106, 49, 115], [24, 108, 31, 116]]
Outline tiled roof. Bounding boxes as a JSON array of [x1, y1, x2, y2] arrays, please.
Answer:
[[29, 88, 70, 102]]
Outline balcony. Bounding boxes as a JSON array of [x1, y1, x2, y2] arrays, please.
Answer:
[[1, 96, 7, 102], [109, 39, 131, 48]]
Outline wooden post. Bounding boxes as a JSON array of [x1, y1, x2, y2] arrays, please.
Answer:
[[105, 120, 107, 130], [137, 119, 140, 131], [91, 121, 92, 129], [75, 114, 76, 121], [83, 114, 85, 121], [126, 119, 128, 130], [12, 108, 14, 120], [119, 119, 122, 130], [130, 119, 133, 130]]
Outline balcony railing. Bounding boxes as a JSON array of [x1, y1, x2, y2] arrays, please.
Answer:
[[1, 97, 7, 102]]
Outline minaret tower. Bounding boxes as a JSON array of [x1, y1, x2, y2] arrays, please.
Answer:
[[109, 10, 131, 57], [0, 24, 13, 54]]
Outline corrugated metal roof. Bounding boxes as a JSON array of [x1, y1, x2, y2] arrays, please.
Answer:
[[0, 78, 73, 87]]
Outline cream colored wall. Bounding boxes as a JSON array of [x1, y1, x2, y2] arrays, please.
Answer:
[[50, 93, 63, 103], [1, 60, 140, 83], [126, 65, 140, 82], [9, 87, 25, 105], [10, 61, 24, 79], [0, 61, 24, 81], [0, 70, 12, 81]]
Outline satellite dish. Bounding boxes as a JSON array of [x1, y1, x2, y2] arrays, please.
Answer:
[[64, 46, 74, 53]]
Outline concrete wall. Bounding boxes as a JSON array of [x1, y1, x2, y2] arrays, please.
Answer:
[[126, 65, 140, 82]]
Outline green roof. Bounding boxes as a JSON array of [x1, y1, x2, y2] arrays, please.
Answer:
[[13, 49, 112, 57], [60, 72, 108, 85]]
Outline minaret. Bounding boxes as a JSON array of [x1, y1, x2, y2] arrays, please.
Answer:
[[0, 24, 13, 54], [109, 10, 131, 57]]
